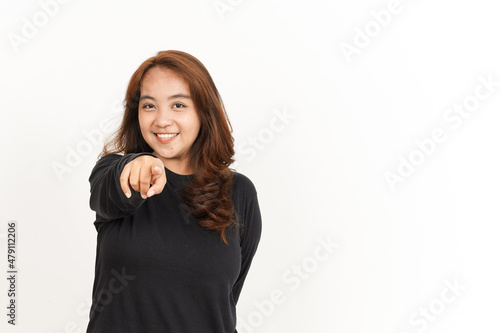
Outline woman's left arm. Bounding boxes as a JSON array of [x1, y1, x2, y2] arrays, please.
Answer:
[[231, 178, 263, 304]]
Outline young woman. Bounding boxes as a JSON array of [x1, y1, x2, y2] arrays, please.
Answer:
[[86, 50, 262, 332]]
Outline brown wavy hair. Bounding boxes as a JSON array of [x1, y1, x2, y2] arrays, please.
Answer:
[[99, 50, 240, 245]]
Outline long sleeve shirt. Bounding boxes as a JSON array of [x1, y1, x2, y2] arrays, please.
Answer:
[[85, 152, 262, 333]]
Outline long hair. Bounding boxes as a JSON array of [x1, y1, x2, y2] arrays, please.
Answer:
[[100, 50, 240, 245]]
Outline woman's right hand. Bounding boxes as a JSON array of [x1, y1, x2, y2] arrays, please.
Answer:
[[120, 155, 166, 199]]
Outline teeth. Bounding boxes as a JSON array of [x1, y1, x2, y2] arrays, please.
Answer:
[[157, 133, 178, 139]]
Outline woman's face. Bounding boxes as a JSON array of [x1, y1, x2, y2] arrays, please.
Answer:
[[138, 66, 201, 175]]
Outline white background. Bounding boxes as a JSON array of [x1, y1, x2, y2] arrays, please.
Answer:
[[1, 0, 499, 332]]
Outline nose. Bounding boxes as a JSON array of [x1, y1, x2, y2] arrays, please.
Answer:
[[154, 107, 174, 127]]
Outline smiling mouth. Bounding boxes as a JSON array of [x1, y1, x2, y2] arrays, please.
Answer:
[[155, 133, 179, 139]]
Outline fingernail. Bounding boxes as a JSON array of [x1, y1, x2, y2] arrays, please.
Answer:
[[125, 192, 131, 198], [147, 190, 155, 197], [141, 194, 147, 199]]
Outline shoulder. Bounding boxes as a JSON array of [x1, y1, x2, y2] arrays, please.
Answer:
[[230, 170, 262, 243], [92, 153, 124, 167], [93, 152, 156, 166], [231, 170, 258, 196], [97, 153, 122, 161]]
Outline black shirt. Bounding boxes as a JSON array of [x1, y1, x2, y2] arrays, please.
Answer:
[[85, 152, 262, 333]]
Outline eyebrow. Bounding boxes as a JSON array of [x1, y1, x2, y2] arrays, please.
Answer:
[[139, 94, 191, 101]]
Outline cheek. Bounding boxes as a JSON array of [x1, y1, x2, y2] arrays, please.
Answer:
[[138, 112, 151, 127], [138, 115, 151, 138], [190, 114, 201, 134], [138, 117, 145, 133], [187, 121, 201, 138], [179, 114, 200, 134]]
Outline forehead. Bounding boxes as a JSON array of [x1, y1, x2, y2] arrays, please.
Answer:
[[141, 67, 190, 93]]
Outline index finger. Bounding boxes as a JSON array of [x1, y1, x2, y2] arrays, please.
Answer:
[[146, 165, 167, 197]]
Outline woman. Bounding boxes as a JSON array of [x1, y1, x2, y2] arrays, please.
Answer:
[[86, 50, 262, 332]]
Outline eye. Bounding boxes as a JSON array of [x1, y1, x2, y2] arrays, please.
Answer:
[[173, 103, 185, 109], [142, 103, 155, 110]]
